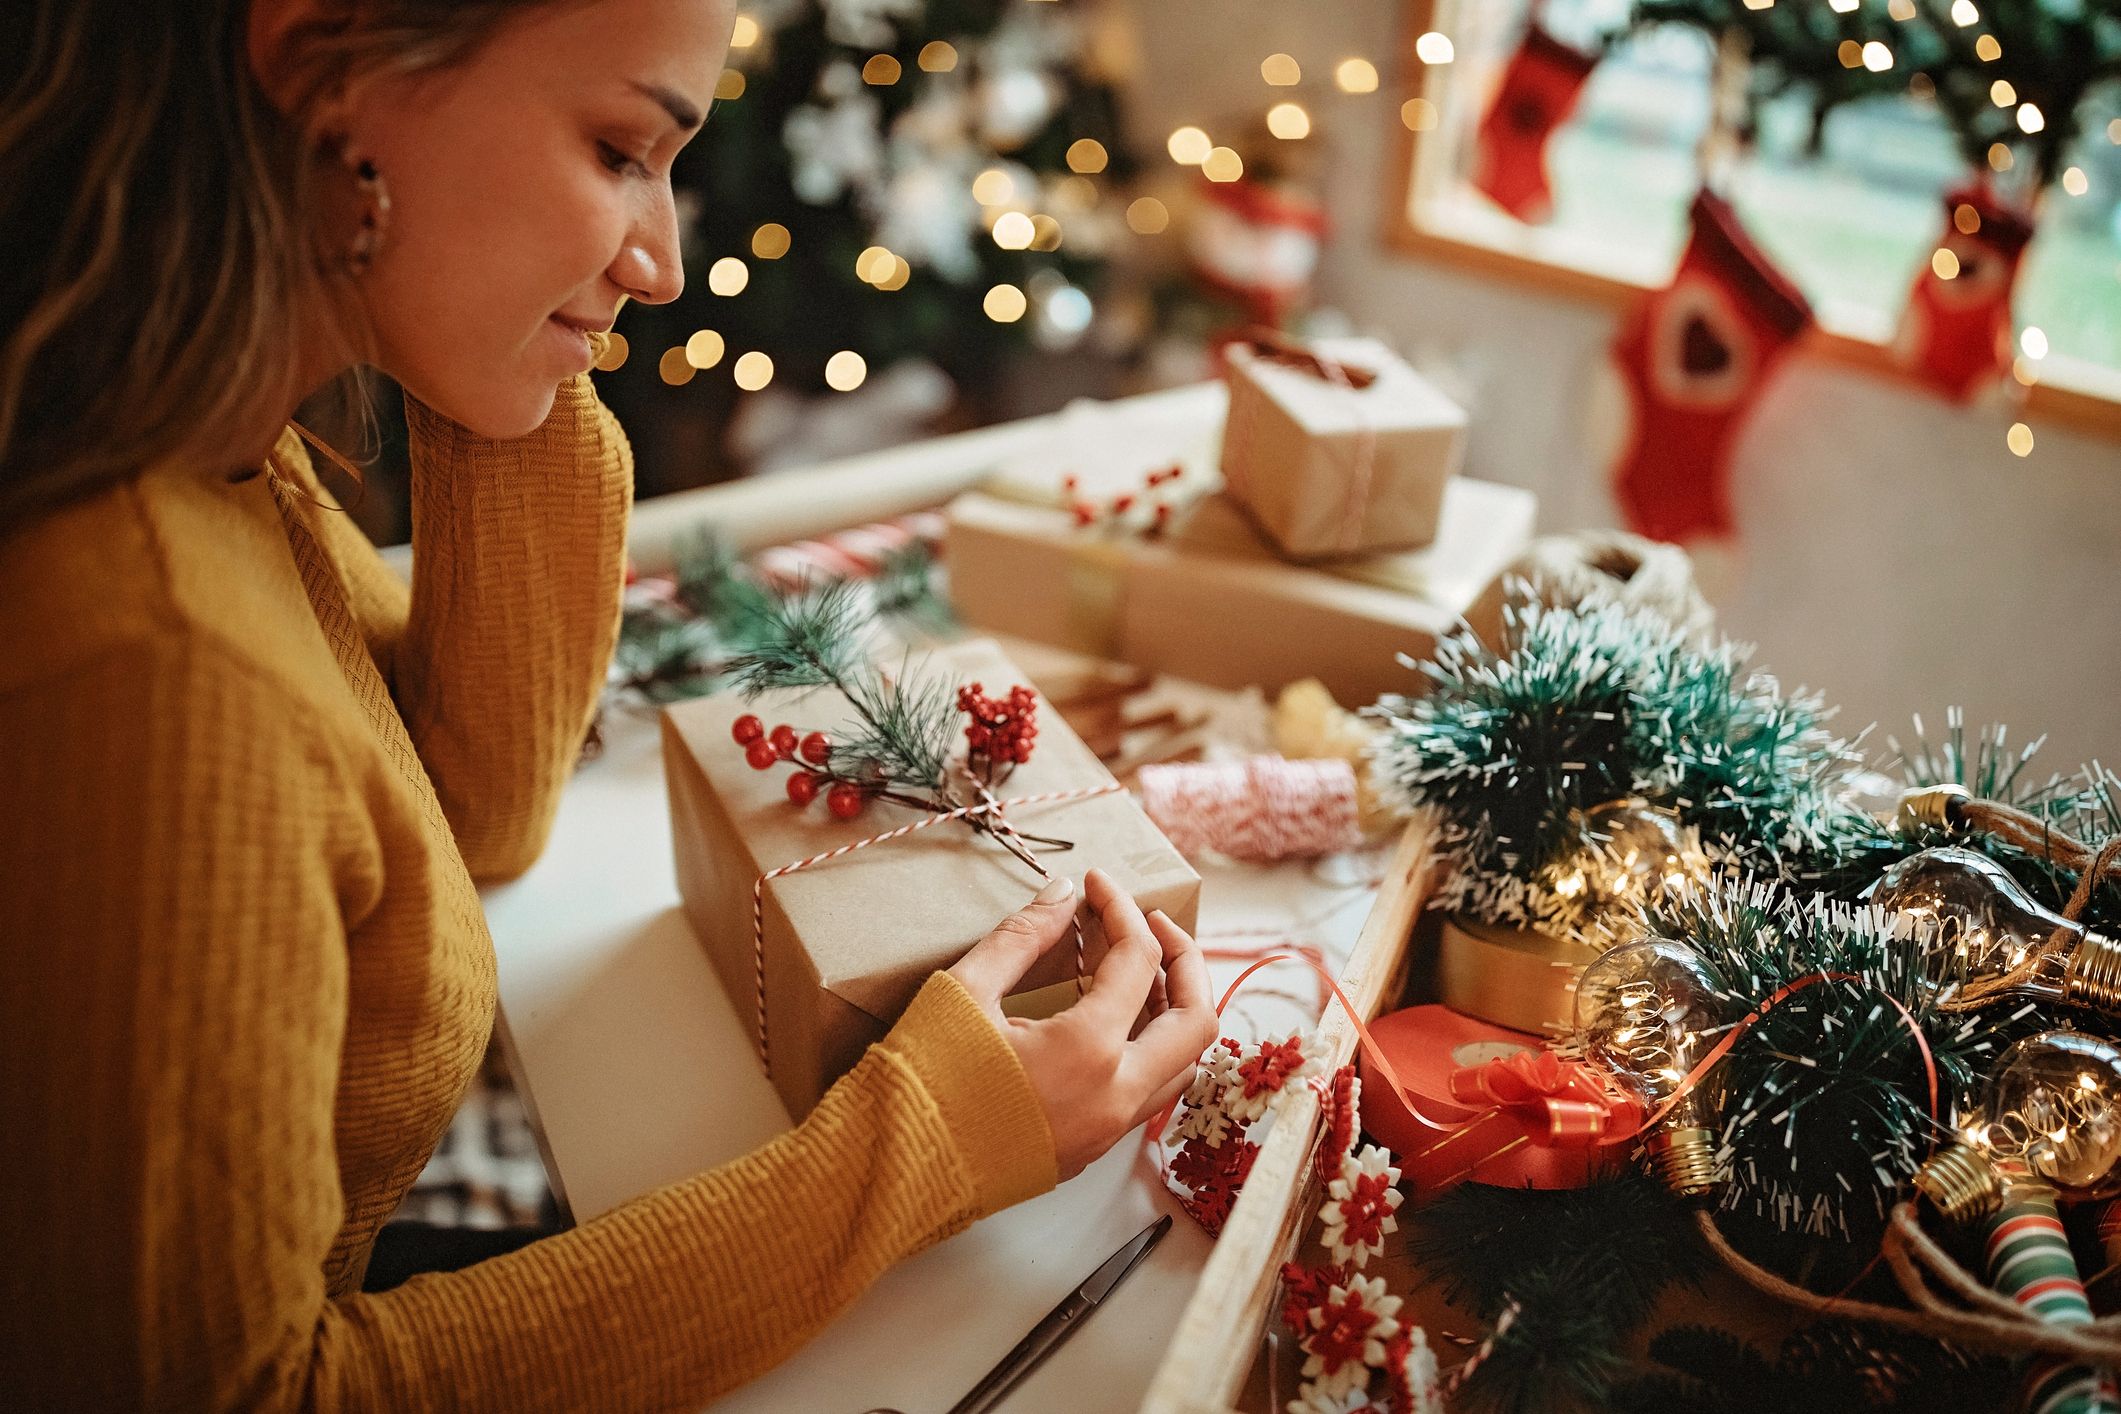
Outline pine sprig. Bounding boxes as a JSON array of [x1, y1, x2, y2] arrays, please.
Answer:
[[1366, 594, 1870, 935], [1404, 1176, 1708, 1414]]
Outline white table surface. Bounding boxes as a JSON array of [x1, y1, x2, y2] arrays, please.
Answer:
[[484, 677, 1385, 1413]]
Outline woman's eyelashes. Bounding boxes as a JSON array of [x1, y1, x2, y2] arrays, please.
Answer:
[[595, 139, 652, 178]]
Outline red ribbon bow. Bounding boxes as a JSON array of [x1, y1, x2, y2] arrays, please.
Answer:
[[1444, 1048, 1643, 1150]]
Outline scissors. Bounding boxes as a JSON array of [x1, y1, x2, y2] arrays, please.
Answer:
[[862, 1213, 1172, 1414]]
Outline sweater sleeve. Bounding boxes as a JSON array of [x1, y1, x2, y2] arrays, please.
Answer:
[[0, 638, 1058, 1411], [388, 374, 631, 883]]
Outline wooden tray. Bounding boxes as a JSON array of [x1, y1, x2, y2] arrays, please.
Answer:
[[1142, 813, 1443, 1414]]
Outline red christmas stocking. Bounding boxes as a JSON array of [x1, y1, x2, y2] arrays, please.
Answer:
[[1610, 191, 1812, 544], [1895, 181, 2035, 402], [1471, 25, 1600, 223]]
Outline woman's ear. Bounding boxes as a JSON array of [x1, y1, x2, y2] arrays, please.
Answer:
[[246, 0, 330, 117]]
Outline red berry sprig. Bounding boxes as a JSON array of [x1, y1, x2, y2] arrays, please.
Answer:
[[956, 681, 1039, 767], [738, 717, 870, 818]]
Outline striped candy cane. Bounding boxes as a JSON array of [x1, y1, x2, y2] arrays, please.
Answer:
[[1984, 1185, 2121, 1414]]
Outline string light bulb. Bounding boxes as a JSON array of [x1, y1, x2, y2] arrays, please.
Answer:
[[1555, 799, 1713, 925], [1574, 939, 1728, 1199], [1875, 846, 2121, 1013], [1916, 1031, 2121, 1223]]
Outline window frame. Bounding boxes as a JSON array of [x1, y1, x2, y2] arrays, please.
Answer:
[[1381, 0, 2121, 441]]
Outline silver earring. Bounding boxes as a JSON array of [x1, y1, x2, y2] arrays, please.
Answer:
[[324, 132, 391, 276]]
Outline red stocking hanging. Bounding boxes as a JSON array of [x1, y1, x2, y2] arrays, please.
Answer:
[[1894, 180, 2035, 402], [1471, 24, 1601, 223], [1610, 190, 1812, 545]]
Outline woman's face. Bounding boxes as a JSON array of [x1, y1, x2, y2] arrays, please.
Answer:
[[339, 0, 731, 436]]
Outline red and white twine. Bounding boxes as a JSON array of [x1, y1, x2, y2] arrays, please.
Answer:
[[1138, 757, 1361, 862]]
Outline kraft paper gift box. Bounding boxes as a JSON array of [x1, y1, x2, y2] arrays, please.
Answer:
[[943, 478, 1536, 709], [660, 636, 1202, 1120], [1220, 335, 1469, 560]]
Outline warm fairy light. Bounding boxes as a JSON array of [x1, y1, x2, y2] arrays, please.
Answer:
[[1888, 0, 1916, 17], [2021, 326, 2049, 359], [1862, 41, 1893, 72], [1415, 32, 1455, 64], [876, 254, 910, 291], [1202, 146, 1244, 182], [1267, 102, 1311, 140], [863, 54, 902, 85], [2063, 166, 2090, 197], [1837, 39, 1863, 68], [918, 40, 957, 72], [1954, 203, 1981, 234], [1742, 0, 1772, 9], [971, 167, 1015, 205], [825, 351, 867, 392], [992, 211, 1034, 249], [730, 14, 760, 47], [1988, 142, 2014, 172], [984, 284, 1027, 322], [856, 245, 896, 284], [593, 332, 629, 371], [1336, 57, 1381, 92], [2007, 422, 2035, 457], [1401, 98, 1439, 131], [2018, 103, 2045, 134], [1261, 52, 1301, 86], [716, 70, 747, 101], [2013, 356, 2040, 386], [1167, 126, 1213, 165], [1991, 78, 2017, 107], [1066, 138, 1109, 174], [1931, 247, 1960, 280], [2112, 118, 2121, 144], [1127, 196, 1170, 234], [1975, 34, 2002, 60], [751, 223, 791, 259], [683, 329, 725, 369], [1029, 214, 1063, 251], [658, 346, 695, 385], [1951, 0, 1980, 22], [708, 257, 749, 296], [1052, 175, 1097, 211], [1829, 0, 1857, 10], [733, 351, 774, 391]]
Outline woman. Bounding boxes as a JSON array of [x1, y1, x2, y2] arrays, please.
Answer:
[[0, 1, 1219, 1407]]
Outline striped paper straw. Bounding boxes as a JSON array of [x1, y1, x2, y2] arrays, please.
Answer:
[[1984, 1185, 2121, 1414]]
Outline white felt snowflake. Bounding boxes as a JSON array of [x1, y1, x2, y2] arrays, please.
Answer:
[[1285, 1381, 1376, 1414], [1299, 1274, 1402, 1394], [1317, 1145, 1403, 1269], [1171, 1095, 1233, 1150]]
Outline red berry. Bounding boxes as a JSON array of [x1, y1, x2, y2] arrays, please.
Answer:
[[1112, 494, 1135, 514], [732, 714, 765, 746], [786, 772, 820, 806], [769, 724, 799, 758], [745, 740, 779, 771], [800, 731, 832, 766], [827, 783, 865, 820]]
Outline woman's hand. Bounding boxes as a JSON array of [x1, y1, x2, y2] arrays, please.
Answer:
[[948, 868, 1219, 1180]]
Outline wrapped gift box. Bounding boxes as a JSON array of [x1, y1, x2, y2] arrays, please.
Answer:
[[1220, 335, 1468, 560], [944, 477, 1535, 709], [661, 637, 1202, 1119]]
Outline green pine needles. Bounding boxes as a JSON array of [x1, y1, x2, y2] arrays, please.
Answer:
[[1366, 594, 1869, 935]]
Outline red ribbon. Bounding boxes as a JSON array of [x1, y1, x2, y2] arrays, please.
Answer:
[[1447, 1048, 1641, 1148]]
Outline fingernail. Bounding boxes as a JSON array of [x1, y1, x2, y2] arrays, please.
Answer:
[[1035, 876, 1076, 905]]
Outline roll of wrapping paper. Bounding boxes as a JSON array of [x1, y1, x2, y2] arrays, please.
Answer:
[[1358, 1004, 1625, 1190], [1984, 1186, 2121, 1414], [1436, 915, 1594, 1036]]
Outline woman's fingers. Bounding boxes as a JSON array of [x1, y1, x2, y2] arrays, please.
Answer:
[[1127, 910, 1220, 1080], [948, 875, 1079, 1004], [1075, 869, 1163, 1031]]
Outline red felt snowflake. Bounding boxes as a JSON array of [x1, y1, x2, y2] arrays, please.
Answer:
[[1227, 1032, 1322, 1122], [1175, 1138, 1259, 1235], [1279, 1259, 1354, 1335], [1300, 1274, 1402, 1392], [1320, 1065, 1360, 1171], [1319, 1145, 1403, 1268]]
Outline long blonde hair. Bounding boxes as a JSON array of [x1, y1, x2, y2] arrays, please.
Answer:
[[0, 0, 566, 535]]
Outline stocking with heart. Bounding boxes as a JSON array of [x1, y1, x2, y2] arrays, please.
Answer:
[[1609, 190, 1812, 545], [1894, 180, 2036, 403], [1471, 24, 1601, 224]]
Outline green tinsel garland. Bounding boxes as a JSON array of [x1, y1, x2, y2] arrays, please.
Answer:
[[1365, 595, 1871, 935]]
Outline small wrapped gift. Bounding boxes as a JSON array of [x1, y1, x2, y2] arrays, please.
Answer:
[[944, 477, 1534, 709], [1220, 334, 1468, 560], [661, 637, 1202, 1119]]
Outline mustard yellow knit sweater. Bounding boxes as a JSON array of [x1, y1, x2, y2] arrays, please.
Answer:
[[0, 375, 1058, 1410]]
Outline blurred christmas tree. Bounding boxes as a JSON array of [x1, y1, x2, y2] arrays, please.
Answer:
[[599, 0, 1143, 489]]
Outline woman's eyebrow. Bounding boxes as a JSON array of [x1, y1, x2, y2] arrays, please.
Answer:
[[629, 80, 705, 132]]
